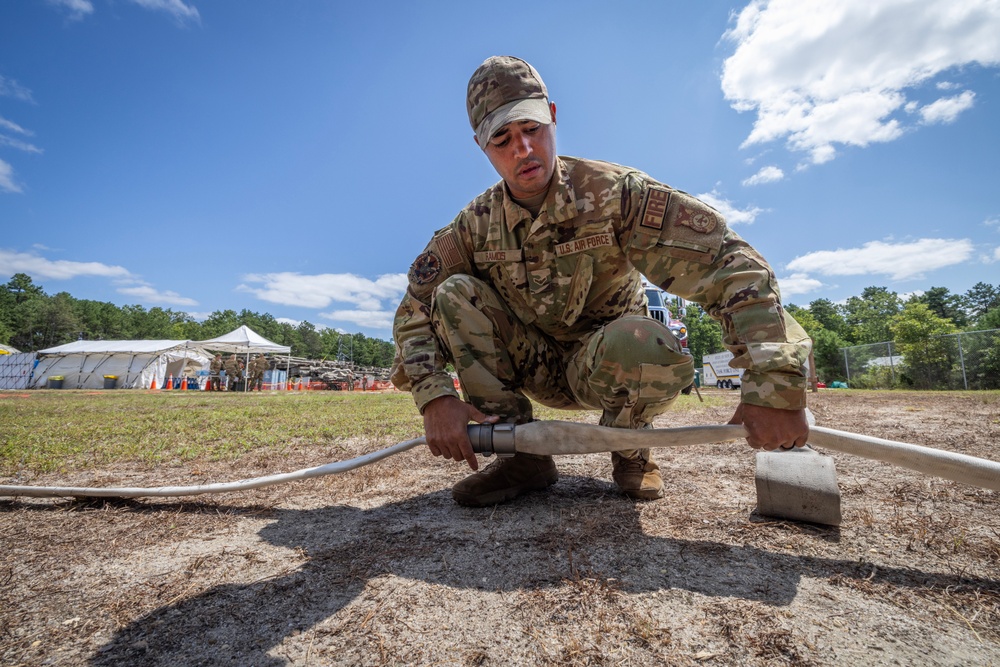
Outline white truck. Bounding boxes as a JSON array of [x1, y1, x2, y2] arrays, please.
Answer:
[[702, 350, 743, 389]]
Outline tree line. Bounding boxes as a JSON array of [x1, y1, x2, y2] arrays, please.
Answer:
[[0, 273, 396, 368], [3, 272, 999, 381], [681, 282, 1000, 385]]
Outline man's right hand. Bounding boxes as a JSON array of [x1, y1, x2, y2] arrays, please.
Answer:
[[422, 395, 499, 471]]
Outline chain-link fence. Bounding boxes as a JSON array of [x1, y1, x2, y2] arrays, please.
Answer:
[[841, 329, 1000, 390]]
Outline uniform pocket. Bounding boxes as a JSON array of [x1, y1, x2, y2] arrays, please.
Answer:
[[560, 254, 594, 326]]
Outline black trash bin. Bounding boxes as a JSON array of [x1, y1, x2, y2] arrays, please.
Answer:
[[47, 376, 64, 389], [103, 375, 118, 389]]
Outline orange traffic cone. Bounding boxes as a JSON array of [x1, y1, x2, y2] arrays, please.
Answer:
[[165, 374, 173, 390], [150, 376, 158, 391], [180, 377, 188, 391], [204, 377, 211, 391], [287, 379, 292, 391]]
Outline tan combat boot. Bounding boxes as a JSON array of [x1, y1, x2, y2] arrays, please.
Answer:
[[452, 453, 558, 507], [611, 448, 664, 500]]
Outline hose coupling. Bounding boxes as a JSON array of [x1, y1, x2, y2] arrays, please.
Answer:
[[467, 423, 516, 458]]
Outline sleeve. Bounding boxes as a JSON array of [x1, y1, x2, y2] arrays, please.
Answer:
[[620, 174, 812, 410], [390, 217, 475, 413]]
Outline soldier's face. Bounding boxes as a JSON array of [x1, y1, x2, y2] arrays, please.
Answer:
[[478, 104, 557, 200]]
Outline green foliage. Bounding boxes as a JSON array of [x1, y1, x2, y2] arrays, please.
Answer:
[[0, 274, 396, 366], [844, 286, 901, 344], [807, 298, 848, 338], [909, 286, 967, 328], [681, 303, 723, 369], [890, 302, 959, 389], [964, 282, 1000, 321], [977, 307, 1000, 331]]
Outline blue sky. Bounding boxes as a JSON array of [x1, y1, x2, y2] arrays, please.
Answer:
[[2, 0, 998, 340]]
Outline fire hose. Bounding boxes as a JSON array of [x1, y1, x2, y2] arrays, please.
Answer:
[[1, 421, 999, 499]]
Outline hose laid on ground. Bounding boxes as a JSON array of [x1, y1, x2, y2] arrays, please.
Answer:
[[1, 421, 998, 498], [493, 421, 1000, 492], [0, 437, 425, 499]]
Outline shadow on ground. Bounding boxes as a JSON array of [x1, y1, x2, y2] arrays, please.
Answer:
[[84, 479, 996, 666]]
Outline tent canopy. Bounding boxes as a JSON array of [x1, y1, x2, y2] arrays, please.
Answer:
[[39, 339, 193, 355], [33, 339, 211, 389], [194, 325, 291, 354]]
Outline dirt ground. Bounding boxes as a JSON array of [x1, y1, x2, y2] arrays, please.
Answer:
[[2, 390, 999, 666]]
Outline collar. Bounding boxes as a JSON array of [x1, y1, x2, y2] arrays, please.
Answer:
[[501, 157, 579, 233]]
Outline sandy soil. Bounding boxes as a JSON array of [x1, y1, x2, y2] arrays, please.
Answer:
[[2, 390, 998, 666]]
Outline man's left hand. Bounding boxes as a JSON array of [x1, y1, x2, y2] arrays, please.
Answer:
[[728, 403, 809, 451]]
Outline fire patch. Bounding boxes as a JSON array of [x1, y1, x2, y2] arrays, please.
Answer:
[[639, 187, 671, 231], [410, 251, 442, 285]]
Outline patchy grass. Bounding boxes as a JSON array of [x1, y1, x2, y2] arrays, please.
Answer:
[[0, 391, 425, 474], [0, 390, 724, 476]]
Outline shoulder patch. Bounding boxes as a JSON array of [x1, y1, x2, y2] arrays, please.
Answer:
[[436, 230, 463, 269], [639, 187, 671, 231], [409, 251, 442, 285], [674, 205, 718, 234]]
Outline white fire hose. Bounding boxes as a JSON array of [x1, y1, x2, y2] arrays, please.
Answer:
[[1, 421, 998, 499]]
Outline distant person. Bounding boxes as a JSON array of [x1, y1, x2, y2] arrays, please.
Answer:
[[224, 354, 242, 391], [249, 354, 268, 391], [209, 354, 223, 391], [390, 56, 811, 507]]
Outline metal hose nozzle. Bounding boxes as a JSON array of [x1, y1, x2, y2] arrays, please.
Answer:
[[467, 423, 516, 458]]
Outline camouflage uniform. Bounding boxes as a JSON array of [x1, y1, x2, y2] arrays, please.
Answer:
[[209, 355, 223, 391], [249, 354, 268, 391], [223, 355, 242, 391], [391, 156, 811, 428]]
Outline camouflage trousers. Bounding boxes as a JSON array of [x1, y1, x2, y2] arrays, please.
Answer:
[[431, 275, 694, 445]]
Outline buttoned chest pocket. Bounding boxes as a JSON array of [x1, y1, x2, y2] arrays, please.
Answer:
[[560, 254, 594, 326], [487, 261, 537, 325]]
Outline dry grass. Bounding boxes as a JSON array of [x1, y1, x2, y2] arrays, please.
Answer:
[[1, 389, 998, 666]]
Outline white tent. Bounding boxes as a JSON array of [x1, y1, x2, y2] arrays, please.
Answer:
[[194, 325, 291, 354], [31, 340, 211, 390], [193, 325, 291, 390]]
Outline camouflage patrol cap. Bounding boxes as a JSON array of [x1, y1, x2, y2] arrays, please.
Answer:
[[467, 56, 551, 150]]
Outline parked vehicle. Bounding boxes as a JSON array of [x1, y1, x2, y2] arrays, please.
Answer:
[[643, 280, 694, 394], [702, 350, 743, 389]]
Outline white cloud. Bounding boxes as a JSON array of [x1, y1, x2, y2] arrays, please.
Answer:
[[0, 248, 131, 279], [128, 0, 201, 24], [786, 238, 974, 281], [919, 90, 976, 124], [721, 0, 1000, 165], [0, 135, 43, 154], [742, 165, 784, 186], [276, 317, 302, 326], [987, 216, 1000, 231], [240, 271, 408, 310], [0, 76, 34, 104], [993, 246, 1000, 262], [0, 160, 22, 194], [46, 0, 94, 20], [777, 273, 824, 297], [319, 309, 396, 330], [116, 285, 198, 307], [0, 116, 31, 135], [695, 189, 764, 225]]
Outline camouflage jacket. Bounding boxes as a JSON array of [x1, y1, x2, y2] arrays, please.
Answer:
[[391, 156, 810, 413], [223, 358, 241, 377], [210, 358, 223, 374]]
